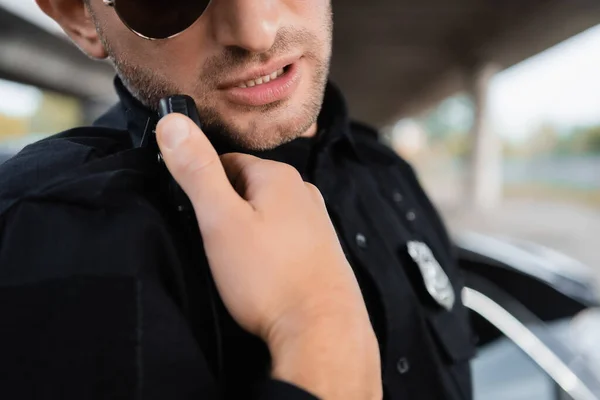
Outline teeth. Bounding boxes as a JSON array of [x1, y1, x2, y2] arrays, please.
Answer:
[[238, 67, 286, 88]]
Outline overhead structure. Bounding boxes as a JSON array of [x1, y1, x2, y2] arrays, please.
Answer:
[[0, 6, 115, 109], [331, 0, 600, 126]]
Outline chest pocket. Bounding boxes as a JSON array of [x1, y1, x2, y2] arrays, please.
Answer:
[[375, 164, 476, 397]]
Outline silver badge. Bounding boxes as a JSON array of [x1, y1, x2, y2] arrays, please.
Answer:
[[407, 241, 455, 311]]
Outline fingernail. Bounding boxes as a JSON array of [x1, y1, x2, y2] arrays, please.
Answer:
[[159, 116, 190, 150]]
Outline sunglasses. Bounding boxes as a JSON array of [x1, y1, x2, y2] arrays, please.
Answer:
[[102, 0, 211, 40]]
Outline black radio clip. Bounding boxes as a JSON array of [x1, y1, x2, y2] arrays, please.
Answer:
[[154, 95, 201, 217]]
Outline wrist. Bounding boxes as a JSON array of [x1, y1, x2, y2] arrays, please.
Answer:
[[267, 305, 382, 400]]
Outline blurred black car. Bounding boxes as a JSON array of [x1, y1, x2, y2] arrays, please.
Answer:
[[458, 232, 600, 400]]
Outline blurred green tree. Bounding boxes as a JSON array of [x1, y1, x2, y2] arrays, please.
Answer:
[[420, 94, 474, 142], [575, 126, 600, 153]]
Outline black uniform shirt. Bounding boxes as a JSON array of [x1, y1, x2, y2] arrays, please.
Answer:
[[0, 78, 475, 399]]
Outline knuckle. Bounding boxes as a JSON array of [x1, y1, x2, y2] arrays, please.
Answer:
[[241, 157, 267, 175], [272, 163, 302, 183], [305, 183, 325, 203], [305, 182, 319, 194]]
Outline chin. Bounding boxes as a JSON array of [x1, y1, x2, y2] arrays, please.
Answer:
[[221, 122, 304, 151], [208, 105, 316, 151]]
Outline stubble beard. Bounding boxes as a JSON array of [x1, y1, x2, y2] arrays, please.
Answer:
[[98, 16, 333, 151]]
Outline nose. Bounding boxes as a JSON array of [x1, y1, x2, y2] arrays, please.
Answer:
[[211, 0, 281, 54]]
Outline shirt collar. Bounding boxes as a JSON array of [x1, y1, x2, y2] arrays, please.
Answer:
[[93, 76, 362, 161]]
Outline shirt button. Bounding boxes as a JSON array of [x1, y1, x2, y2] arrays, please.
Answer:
[[396, 357, 410, 375], [406, 210, 417, 221], [393, 191, 403, 203], [355, 233, 368, 248]]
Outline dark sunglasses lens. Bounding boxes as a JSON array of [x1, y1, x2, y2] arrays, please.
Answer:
[[116, 0, 210, 39]]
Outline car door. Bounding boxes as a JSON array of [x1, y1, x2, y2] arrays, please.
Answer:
[[457, 237, 600, 400]]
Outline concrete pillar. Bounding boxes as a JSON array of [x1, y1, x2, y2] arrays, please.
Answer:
[[466, 63, 503, 211]]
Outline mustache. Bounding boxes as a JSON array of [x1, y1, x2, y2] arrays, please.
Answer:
[[199, 27, 319, 86]]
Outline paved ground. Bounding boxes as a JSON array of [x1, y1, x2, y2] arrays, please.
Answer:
[[420, 176, 600, 280], [439, 198, 600, 270]]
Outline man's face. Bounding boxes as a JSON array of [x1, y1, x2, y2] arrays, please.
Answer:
[[87, 0, 333, 150]]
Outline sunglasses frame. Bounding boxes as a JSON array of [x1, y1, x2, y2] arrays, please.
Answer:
[[102, 0, 207, 40]]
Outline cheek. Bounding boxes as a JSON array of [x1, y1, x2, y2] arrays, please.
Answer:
[[298, 0, 331, 28], [287, 0, 329, 16], [105, 26, 212, 90], [95, 4, 132, 46], [287, 0, 332, 48], [105, 31, 199, 85]]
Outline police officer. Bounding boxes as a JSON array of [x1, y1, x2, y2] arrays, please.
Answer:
[[0, 0, 475, 398]]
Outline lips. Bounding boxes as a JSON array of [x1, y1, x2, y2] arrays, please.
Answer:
[[220, 61, 302, 107], [220, 54, 300, 89]]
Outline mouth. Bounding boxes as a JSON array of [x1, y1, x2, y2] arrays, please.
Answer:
[[220, 58, 302, 107], [235, 66, 289, 88]]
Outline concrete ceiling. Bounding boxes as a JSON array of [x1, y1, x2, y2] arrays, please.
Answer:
[[0, 7, 115, 104], [1, 0, 600, 126], [330, 0, 600, 126]]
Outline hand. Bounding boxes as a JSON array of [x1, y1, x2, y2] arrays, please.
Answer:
[[156, 114, 381, 399]]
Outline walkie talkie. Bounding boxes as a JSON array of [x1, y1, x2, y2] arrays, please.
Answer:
[[158, 95, 202, 128], [157, 95, 200, 217]]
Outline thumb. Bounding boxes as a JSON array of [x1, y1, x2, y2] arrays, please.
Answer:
[[156, 113, 249, 229]]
